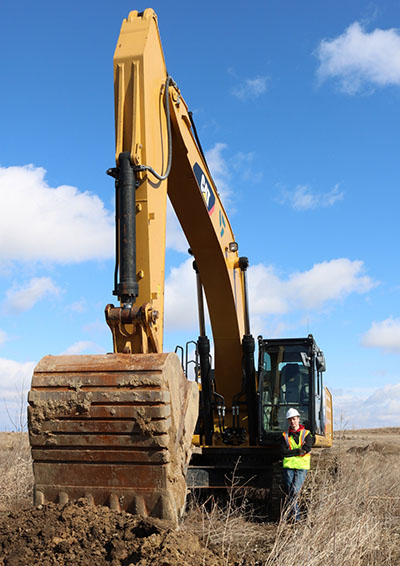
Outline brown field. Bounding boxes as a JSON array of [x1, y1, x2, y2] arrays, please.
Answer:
[[0, 428, 399, 565]]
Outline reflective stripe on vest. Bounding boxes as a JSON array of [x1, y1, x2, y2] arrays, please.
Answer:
[[282, 429, 311, 470]]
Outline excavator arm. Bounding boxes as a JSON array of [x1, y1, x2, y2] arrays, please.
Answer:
[[107, 9, 248, 368], [106, 10, 256, 442]]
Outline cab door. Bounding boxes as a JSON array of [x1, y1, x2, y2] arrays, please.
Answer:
[[312, 354, 326, 435]]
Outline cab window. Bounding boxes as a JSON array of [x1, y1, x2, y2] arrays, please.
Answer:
[[260, 345, 310, 432]]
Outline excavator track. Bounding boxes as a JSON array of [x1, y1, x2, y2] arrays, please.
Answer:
[[28, 352, 198, 523]]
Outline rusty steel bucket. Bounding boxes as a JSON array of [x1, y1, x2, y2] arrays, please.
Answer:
[[28, 352, 198, 523]]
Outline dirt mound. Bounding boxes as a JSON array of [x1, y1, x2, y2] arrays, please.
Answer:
[[347, 441, 399, 456], [0, 500, 224, 566]]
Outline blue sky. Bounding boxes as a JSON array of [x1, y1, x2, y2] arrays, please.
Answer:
[[1, 0, 400, 430]]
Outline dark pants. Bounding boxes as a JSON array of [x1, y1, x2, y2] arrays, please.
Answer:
[[283, 468, 308, 521]]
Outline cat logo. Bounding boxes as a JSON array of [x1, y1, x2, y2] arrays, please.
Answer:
[[193, 162, 216, 215], [200, 174, 211, 208]]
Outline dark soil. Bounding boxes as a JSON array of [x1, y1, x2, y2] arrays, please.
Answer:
[[0, 500, 226, 566]]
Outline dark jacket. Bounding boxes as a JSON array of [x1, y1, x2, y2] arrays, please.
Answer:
[[280, 427, 313, 458]]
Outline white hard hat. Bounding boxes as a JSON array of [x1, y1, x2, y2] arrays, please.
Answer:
[[286, 408, 300, 419]]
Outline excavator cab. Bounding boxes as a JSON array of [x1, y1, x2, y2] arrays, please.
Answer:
[[258, 335, 333, 447]]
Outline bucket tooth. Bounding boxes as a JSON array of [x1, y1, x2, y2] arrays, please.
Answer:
[[34, 490, 44, 506], [84, 493, 94, 505], [58, 491, 69, 504], [109, 493, 121, 511], [132, 495, 146, 516], [154, 493, 176, 521]]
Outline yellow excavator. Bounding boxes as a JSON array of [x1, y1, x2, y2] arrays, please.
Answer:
[[28, 9, 333, 523]]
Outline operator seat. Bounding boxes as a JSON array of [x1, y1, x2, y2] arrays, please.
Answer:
[[280, 364, 301, 404]]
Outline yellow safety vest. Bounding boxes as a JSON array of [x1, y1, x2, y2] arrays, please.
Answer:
[[282, 429, 311, 470]]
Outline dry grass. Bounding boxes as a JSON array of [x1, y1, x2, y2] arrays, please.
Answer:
[[1, 431, 399, 565], [184, 486, 277, 565], [0, 432, 34, 512], [184, 444, 400, 565], [265, 450, 400, 566]]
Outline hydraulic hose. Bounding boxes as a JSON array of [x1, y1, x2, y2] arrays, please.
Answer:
[[134, 75, 174, 181]]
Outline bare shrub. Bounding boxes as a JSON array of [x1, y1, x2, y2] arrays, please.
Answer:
[[3, 375, 30, 433], [184, 490, 275, 565], [0, 379, 34, 512], [183, 459, 277, 564]]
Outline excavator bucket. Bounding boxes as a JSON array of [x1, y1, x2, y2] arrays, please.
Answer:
[[28, 352, 198, 523]]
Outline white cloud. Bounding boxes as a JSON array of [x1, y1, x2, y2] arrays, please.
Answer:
[[205, 143, 232, 203], [330, 386, 374, 429], [250, 314, 288, 341], [363, 383, 400, 424], [316, 22, 400, 94], [362, 317, 400, 353], [4, 277, 61, 313], [288, 258, 376, 310], [249, 258, 376, 316], [249, 264, 289, 315], [332, 383, 400, 429], [0, 358, 35, 396], [166, 199, 189, 253], [0, 165, 114, 263], [164, 258, 198, 332], [61, 341, 105, 355], [279, 184, 344, 210], [0, 357, 36, 431], [163, 258, 376, 336], [233, 76, 268, 99]]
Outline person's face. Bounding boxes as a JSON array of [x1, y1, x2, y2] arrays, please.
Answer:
[[288, 416, 300, 430]]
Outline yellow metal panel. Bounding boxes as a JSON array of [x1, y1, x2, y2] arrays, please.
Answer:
[[113, 9, 248, 405], [113, 10, 168, 349], [314, 387, 334, 447], [167, 95, 246, 404]]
